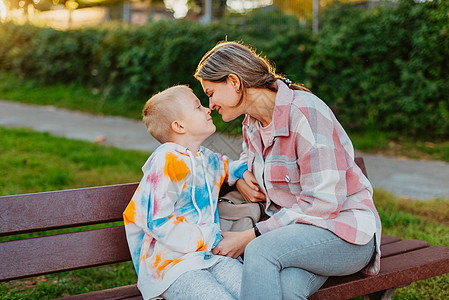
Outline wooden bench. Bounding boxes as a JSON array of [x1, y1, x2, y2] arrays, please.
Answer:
[[1, 157, 448, 299]]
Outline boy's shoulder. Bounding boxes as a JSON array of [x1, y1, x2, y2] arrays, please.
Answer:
[[154, 142, 194, 156], [153, 142, 180, 154], [142, 143, 188, 173]]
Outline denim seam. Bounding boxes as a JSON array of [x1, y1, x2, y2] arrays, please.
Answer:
[[305, 273, 317, 297], [255, 252, 284, 300]]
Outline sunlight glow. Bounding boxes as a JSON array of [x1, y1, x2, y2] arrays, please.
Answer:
[[164, 0, 188, 18], [164, 0, 273, 19], [0, 0, 7, 22], [227, 0, 273, 13]]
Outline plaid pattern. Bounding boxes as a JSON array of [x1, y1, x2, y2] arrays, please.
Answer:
[[239, 80, 381, 275]]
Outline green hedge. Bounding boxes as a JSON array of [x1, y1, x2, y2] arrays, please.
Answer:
[[307, 0, 449, 138], [0, 0, 448, 138], [0, 10, 309, 105]]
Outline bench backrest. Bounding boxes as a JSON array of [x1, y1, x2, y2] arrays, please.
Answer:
[[0, 158, 367, 282], [0, 183, 138, 281]]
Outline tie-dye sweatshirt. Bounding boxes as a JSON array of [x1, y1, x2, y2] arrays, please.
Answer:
[[123, 142, 247, 299]]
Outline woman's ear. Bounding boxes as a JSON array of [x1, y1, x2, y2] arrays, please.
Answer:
[[171, 120, 186, 134], [227, 73, 241, 91]]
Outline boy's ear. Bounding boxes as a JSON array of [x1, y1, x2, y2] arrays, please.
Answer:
[[228, 73, 241, 90], [171, 120, 186, 134]]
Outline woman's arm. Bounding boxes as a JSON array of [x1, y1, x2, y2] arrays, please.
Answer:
[[235, 133, 266, 202], [235, 172, 266, 203]]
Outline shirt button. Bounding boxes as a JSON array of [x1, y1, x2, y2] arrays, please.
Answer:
[[285, 175, 290, 183]]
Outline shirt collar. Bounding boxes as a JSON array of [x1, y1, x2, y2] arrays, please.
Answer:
[[243, 79, 292, 138]]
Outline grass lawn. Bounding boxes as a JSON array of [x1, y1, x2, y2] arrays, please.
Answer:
[[0, 127, 448, 299], [349, 130, 449, 163], [0, 127, 149, 196], [0, 72, 142, 120]]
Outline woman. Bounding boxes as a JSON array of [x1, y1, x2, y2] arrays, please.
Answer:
[[194, 41, 382, 299]]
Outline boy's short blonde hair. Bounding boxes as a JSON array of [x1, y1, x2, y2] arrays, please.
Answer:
[[142, 85, 192, 144]]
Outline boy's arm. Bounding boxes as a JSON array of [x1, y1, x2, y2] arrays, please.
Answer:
[[227, 159, 248, 185]]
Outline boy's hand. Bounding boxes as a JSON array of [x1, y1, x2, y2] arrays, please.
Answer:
[[212, 229, 255, 258], [236, 171, 266, 203]]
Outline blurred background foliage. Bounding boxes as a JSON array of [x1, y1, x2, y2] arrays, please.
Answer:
[[307, 0, 449, 138], [0, 0, 448, 139]]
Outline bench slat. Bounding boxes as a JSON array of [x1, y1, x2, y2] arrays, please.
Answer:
[[0, 226, 131, 281], [380, 238, 430, 258], [380, 234, 402, 245], [354, 156, 367, 178], [0, 183, 138, 236], [310, 245, 449, 300], [57, 284, 142, 300], [0, 233, 412, 282]]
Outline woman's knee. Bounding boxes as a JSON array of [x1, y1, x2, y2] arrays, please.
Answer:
[[244, 237, 257, 255], [243, 237, 260, 264], [280, 268, 327, 300], [243, 236, 275, 268]]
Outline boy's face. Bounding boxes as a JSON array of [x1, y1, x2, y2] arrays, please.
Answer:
[[179, 92, 216, 139]]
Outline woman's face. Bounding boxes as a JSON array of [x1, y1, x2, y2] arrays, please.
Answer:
[[201, 77, 244, 122]]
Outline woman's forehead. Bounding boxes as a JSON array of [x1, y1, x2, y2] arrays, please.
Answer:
[[179, 91, 199, 105]]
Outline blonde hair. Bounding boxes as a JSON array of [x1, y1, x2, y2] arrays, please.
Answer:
[[142, 85, 192, 143], [194, 41, 311, 97]]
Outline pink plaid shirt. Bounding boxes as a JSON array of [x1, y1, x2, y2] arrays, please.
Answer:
[[239, 80, 381, 275]]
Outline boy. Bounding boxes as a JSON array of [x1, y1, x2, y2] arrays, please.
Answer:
[[123, 85, 251, 300]]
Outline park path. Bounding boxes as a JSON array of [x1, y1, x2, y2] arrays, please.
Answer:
[[1, 99, 448, 201]]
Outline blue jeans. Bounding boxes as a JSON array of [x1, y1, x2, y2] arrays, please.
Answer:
[[163, 256, 243, 300], [241, 224, 375, 300]]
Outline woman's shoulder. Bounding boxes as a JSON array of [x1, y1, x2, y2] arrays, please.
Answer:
[[291, 90, 334, 120]]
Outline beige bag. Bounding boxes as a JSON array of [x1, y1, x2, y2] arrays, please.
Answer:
[[218, 190, 265, 232]]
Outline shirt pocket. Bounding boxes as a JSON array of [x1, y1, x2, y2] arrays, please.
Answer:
[[264, 160, 301, 207]]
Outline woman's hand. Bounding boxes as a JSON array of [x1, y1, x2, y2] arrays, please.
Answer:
[[236, 171, 266, 203], [242, 170, 260, 191], [212, 229, 256, 258]]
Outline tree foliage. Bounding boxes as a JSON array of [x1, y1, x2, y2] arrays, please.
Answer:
[[307, 0, 449, 137]]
